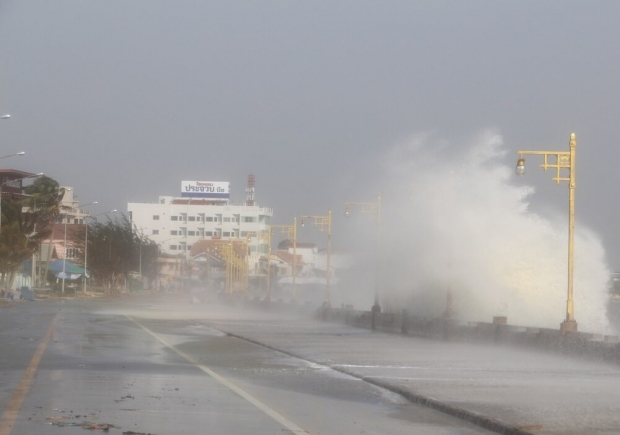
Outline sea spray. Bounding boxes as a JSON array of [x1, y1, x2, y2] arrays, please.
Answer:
[[342, 130, 610, 332]]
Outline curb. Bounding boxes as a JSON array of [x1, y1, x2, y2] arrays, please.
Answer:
[[219, 329, 535, 435]]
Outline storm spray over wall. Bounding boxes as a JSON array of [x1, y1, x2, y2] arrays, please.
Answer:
[[343, 130, 610, 332]]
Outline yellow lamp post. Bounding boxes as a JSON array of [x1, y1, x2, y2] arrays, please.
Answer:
[[272, 218, 298, 299], [301, 210, 332, 307], [227, 241, 233, 294], [247, 229, 273, 299], [345, 194, 381, 317], [212, 239, 246, 295], [516, 133, 578, 334]]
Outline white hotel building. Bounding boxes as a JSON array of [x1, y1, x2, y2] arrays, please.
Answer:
[[127, 182, 273, 262]]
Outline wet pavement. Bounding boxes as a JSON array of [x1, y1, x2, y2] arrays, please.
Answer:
[[208, 308, 620, 435], [0, 296, 495, 435]]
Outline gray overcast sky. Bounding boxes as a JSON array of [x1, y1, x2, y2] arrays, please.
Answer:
[[1, 1, 620, 266]]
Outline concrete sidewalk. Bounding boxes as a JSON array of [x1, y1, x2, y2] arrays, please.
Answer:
[[207, 315, 620, 435]]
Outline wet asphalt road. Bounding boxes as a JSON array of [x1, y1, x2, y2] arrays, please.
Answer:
[[0, 296, 494, 435]]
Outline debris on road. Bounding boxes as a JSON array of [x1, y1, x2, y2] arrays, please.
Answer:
[[48, 421, 118, 431], [49, 422, 81, 427]]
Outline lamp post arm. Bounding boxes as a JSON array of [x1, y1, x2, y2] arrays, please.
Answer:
[[516, 150, 572, 185], [516, 150, 570, 156]]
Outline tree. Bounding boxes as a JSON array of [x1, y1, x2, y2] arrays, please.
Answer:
[[0, 176, 65, 289], [139, 240, 160, 288], [77, 215, 158, 292]]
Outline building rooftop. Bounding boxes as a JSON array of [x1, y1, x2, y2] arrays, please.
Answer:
[[273, 250, 305, 265], [0, 168, 36, 178], [278, 239, 316, 249]]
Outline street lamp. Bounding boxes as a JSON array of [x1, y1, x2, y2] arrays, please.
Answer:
[[301, 210, 332, 307], [61, 198, 96, 294], [515, 158, 526, 176], [83, 209, 116, 294], [0, 151, 25, 160], [515, 133, 578, 334], [344, 194, 381, 321], [1, 114, 10, 120]]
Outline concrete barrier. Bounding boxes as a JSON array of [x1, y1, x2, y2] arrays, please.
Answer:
[[232, 299, 620, 364], [316, 306, 620, 364]]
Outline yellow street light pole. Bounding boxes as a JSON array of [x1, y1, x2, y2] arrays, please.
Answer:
[[228, 241, 233, 294], [266, 228, 272, 299], [246, 230, 272, 300], [301, 210, 332, 307], [516, 133, 578, 334], [234, 233, 251, 293], [272, 218, 298, 299], [345, 194, 382, 320], [211, 240, 236, 294]]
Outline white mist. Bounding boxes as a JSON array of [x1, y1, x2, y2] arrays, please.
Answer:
[[345, 130, 610, 332]]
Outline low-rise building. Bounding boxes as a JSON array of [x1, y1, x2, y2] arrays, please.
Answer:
[[277, 240, 317, 276]]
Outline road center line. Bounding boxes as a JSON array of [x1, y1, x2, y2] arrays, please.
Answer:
[[125, 315, 308, 434], [0, 314, 58, 435]]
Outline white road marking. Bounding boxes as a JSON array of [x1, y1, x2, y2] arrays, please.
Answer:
[[126, 315, 308, 434], [0, 314, 58, 435]]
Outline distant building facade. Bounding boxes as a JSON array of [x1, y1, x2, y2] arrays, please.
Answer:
[[127, 182, 274, 267], [58, 187, 92, 225]]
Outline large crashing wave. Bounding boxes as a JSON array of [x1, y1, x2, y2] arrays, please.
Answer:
[[362, 130, 609, 332]]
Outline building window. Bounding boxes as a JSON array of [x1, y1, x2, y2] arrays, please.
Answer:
[[223, 217, 231, 222], [170, 245, 177, 250], [171, 230, 178, 235], [152, 230, 159, 235], [206, 231, 213, 236], [223, 232, 231, 237], [153, 215, 160, 220], [66, 247, 80, 259], [171, 216, 178, 221], [206, 217, 213, 222], [243, 216, 256, 223], [188, 216, 196, 221], [188, 231, 195, 236]]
